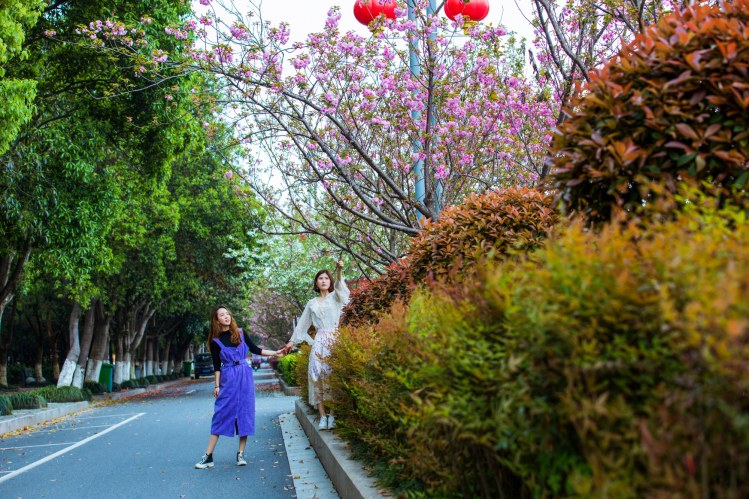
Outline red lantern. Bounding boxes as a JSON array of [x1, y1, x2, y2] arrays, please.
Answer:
[[353, 0, 397, 27], [444, 0, 490, 24]]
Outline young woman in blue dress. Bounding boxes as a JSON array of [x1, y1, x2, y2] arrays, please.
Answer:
[[195, 306, 283, 469]]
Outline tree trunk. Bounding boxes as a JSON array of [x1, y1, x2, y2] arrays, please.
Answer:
[[45, 311, 61, 380], [85, 300, 111, 383], [127, 301, 154, 380], [75, 305, 95, 387], [144, 337, 152, 376], [27, 307, 46, 382], [0, 241, 33, 344], [161, 338, 171, 375], [0, 298, 18, 386], [154, 337, 160, 375], [114, 333, 126, 384], [58, 302, 82, 387]]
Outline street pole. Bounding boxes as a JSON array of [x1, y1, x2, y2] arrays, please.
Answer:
[[408, 0, 426, 220], [408, 0, 440, 222]]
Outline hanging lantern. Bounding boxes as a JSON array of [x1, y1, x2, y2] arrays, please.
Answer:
[[444, 0, 490, 27], [353, 0, 397, 28]]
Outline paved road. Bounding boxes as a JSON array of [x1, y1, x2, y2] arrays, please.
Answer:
[[0, 373, 298, 498]]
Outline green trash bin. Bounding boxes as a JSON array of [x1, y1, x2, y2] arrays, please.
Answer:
[[182, 361, 192, 378], [99, 363, 114, 392]]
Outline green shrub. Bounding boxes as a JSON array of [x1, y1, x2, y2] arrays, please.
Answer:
[[331, 198, 749, 497], [548, 0, 749, 223], [295, 344, 311, 403], [83, 381, 105, 394], [8, 393, 48, 410], [146, 375, 157, 384], [112, 382, 121, 392], [138, 378, 150, 387], [277, 353, 300, 386], [0, 395, 13, 416], [30, 386, 86, 403], [81, 388, 93, 401]]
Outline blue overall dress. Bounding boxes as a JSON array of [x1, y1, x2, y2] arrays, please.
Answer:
[[210, 334, 255, 437]]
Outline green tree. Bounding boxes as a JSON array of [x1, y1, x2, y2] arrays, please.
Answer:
[[0, 0, 44, 155]]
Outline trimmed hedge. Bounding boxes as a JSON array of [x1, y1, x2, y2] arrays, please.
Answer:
[[342, 188, 558, 327], [409, 187, 559, 281], [342, 257, 413, 328], [8, 393, 48, 410], [0, 396, 12, 416], [548, 0, 749, 223], [83, 381, 105, 395], [30, 386, 87, 403], [330, 198, 749, 497], [277, 352, 300, 386]]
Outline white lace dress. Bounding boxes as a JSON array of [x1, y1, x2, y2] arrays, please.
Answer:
[[290, 277, 350, 406]]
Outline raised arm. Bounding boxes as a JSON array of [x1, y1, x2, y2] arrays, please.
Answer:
[[333, 259, 350, 305]]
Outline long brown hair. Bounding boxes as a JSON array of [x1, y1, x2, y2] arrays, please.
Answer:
[[207, 306, 240, 348]]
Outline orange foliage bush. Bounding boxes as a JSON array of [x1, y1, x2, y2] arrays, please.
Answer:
[[341, 187, 559, 327], [548, 0, 749, 223]]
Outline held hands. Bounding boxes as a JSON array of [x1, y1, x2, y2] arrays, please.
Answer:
[[279, 341, 294, 356]]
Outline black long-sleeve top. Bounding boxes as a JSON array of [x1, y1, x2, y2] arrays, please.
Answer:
[[209, 330, 262, 372]]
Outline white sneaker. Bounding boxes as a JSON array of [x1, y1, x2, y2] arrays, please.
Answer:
[[327, 416, 336, 430], [317, 415, 329, 431], [195, 453, 214, 469], [236, 451, 247, 466]]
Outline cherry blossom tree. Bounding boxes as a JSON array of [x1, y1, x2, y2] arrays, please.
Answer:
[[73, 0, 556, 271]]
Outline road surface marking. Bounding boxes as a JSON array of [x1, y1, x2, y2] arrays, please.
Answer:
[[0, 442, 77, 450], [185, 390, 196, 394], [74, 413, 138, 420], [0, 412, 145, 484], [32, 424, 114, 432]]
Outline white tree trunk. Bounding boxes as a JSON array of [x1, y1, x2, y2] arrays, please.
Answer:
[[113, 334, 124, 384], [71, 366, 84, 388], [85, 358, 103, 383], [58, 359, 78, 387], [58, 302, 82, 387]]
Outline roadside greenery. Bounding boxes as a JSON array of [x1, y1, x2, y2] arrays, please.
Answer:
[[276, 352, 300, 387], [0, 1, 263, 388]]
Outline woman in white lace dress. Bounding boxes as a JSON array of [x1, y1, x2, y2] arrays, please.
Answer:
[[283, 259, 349, 430]]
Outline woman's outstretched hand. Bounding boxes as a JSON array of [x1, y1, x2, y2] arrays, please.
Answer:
[[336, 259, 344, 269], [279, 342, 293, 356]]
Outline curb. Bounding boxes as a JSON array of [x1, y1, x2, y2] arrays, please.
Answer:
[[295, 399, 386, 499], [0, 401, 90, 435], [278, 377, 301, 396]]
